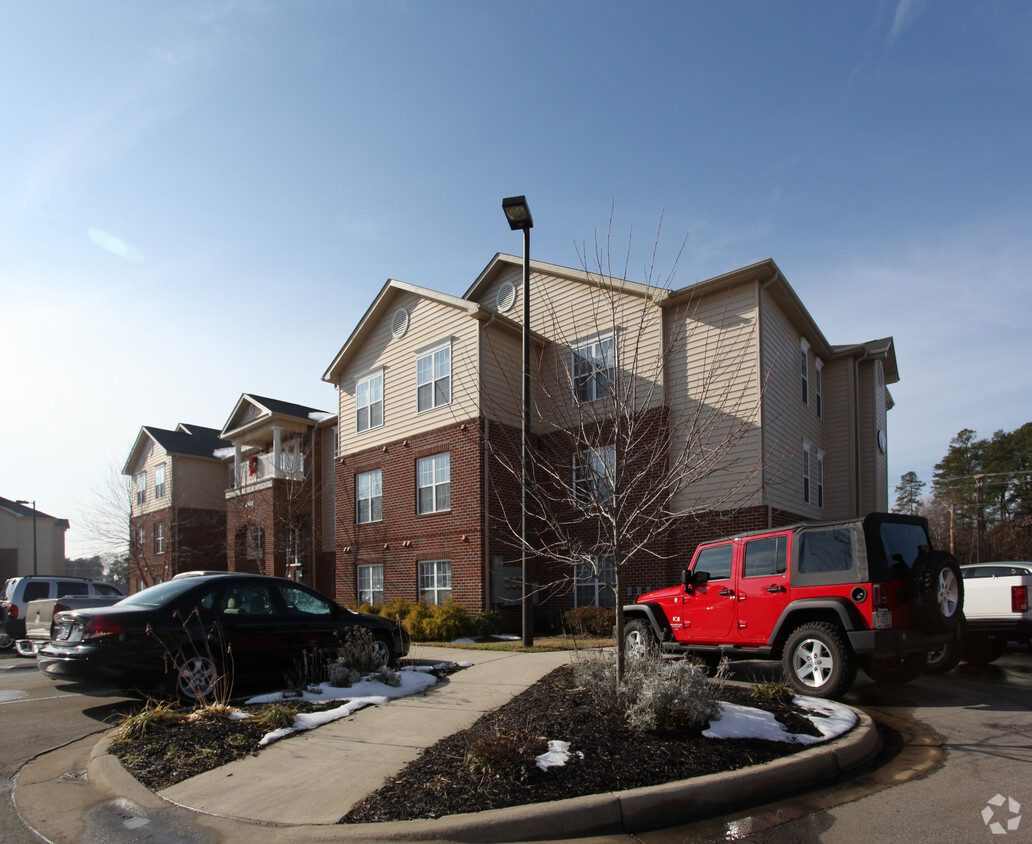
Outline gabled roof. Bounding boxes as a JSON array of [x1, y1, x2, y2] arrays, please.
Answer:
[[122, 423, 232, 474], [465, 253, 660, 304], [831, 337, 900, 384], [0, 496, 69, 528], [322, 278, 487, 385], [221, 393, 332, 440]]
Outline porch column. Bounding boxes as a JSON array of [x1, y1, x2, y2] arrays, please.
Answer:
[[272, 426, 283, 479], [234, 444, 242, 488]]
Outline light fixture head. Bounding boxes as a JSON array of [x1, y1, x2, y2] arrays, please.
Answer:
[[502, 195, 533, 231]]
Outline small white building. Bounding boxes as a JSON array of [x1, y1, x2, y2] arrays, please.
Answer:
[[0, 497, 69, 582]]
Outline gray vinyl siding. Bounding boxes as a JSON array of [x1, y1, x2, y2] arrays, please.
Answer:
[[820, 357, 856, 517]]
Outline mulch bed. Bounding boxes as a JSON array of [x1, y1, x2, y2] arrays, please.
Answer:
[[108, 665, 839, 824]]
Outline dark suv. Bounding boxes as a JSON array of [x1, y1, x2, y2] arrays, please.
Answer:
[[623, 513, 963, 698]]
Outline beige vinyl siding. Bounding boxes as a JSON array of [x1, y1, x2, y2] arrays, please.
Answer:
[[474, 264, 523, 316], [757, 287, 825, 517], [171, 457, 229, 511], [134, 442, 165, 516], [820, 357, 856, 517], [858, 360, 889, 512], [338, 290, 481, 455], [667, 283, 764, 512], [480, 321, 524, 429]]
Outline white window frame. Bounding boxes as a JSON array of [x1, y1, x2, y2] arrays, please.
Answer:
[[247, 525, 265, 561], [357, 564, 384, 605], [134, 471, 146, 506], [573, 445, 615, 508], [800, 339, 810, 407], [154, 522, 165, 555], [572, 331, 615, 404], [575, 555, 616, 608], [814, 358, 823, 419], [287, 527, 302, 566], [356, 369, 384, 433], [802, 442, 812, 504], [356, 469, 383, 523], [154, 463, 166, 499], [419, 559, 452, 605], [416, 341, 451, 412], [416, 452, 451, 514]]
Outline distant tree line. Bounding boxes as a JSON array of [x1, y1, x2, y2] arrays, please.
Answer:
[[894, 422, 1032, 562]]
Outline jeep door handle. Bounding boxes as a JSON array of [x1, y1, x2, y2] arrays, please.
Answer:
[[765, 585, 786, 593], [718, 589, 734, 596]]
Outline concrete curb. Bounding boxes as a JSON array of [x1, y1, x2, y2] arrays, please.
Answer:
[[83, 708, 879, 842]]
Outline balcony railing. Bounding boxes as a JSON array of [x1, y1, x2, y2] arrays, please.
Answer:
[[229, 451, 306, 489]]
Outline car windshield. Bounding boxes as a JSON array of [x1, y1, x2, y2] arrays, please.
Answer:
[[119, 579, 202, 608]]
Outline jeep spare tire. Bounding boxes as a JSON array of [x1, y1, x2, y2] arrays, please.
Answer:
[[909, 550, 963, 634]]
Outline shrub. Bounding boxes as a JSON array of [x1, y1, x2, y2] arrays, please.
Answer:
[[471, 609, 502, 638], [356, 603, 382, 616], [113, 700, 185, 742], [402, 600, 434, 641], [422, 601, 472, 642], [563, 606, 615, 637], [247, 703, 298, 733], [380, 599, 413, 625]]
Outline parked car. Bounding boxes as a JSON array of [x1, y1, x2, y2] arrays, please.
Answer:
[[623, 512, 963, 698], [17, 592, 128, 656], [961, 562, 1031, 659], [1, 576, 125, 650], [37, 573, 410, 701]]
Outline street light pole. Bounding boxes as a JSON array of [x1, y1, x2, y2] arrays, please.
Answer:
[[501, 195, 535, 647], [16, 500, 38, 576]]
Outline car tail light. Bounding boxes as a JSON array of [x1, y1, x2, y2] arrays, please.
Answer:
[[82, 616, 125, 640], [1013, 586, 1029, 614], [8, 605, 18, 620], [872, 584, 889, 608], [54, 602, 71, 615]]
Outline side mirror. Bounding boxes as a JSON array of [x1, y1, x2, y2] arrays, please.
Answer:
[[682, 569, 710, 590]]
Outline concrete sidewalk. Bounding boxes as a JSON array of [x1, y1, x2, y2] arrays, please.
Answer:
[[13, 646, 881, 843]]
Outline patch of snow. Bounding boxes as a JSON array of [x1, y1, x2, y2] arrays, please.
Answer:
[[212, 447, 235, 459], [536, 740, 583, 771], [308, 411, 335, 422], [702, 697, 856, 746]]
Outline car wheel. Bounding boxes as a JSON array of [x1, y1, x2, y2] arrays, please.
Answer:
[[909, 550, 964, 634], [0, 632, 13, 651], [962, 634, 1007, 665], [371, 635, 395, 670], [865, 651, 926, 685], [623, 619, 658, 662], [174, 654, 222, 703], [924, 637, 963, 674], [783, 622, 857, 699]]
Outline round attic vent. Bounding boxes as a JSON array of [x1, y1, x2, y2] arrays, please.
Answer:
[[496, 281, 517, 312], [391, 307, 409, 339]]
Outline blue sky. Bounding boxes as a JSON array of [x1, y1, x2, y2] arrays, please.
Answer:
[[2, 1, 1029, 557]]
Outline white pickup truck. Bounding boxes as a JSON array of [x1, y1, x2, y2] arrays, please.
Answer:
[[959, 562, 1032, 663]]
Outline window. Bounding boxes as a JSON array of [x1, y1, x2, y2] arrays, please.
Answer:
[[278, 583, 333, 616], [357, 564, 384, 605], [575, 555, 615, 608], [356, 371, 384, 432], [799, 528, 853, 573], [743, 536, 788, 578], [816, 450, 825, 509], [572, 332, 615, 403], [814, 359, 823, 418], [154, 463, 166, 499], [134, 471, 146, 506], [154, 522, 165, 554], [356, 469, 383, 523], [800, 339, 810, 406], [135, 526, 144, 551], [417, 453, 450, 514], [419, 560, 452, 605], [287, 527, 302, 566], [247, 525, 265, 561], [573, 446, 615, 507], [694, 544, 733, 581], [417, 342, 451, 412], [802, 442, 813, 504]]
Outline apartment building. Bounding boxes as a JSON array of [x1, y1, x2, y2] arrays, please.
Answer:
[[322, 254, 899, 622], [124, 424, 231, 590], [0, 497, 69, 582], [220, 394, 338, 592]]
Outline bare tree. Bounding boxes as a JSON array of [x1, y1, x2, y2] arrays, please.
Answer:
[[486, 219, 783, 679]]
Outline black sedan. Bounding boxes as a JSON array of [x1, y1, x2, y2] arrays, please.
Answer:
[[37, 573, 410, 702]]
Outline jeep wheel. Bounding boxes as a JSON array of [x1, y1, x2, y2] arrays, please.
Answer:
[[624, 619, 659, 662], [962, 634, 1007, 665], [924, 638, 963, 674], [865, 651, 926, 685], [909, 551, 963, 634], [783, 622, 857, 699]]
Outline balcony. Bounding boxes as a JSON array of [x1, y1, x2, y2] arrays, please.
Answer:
[[229, 450, 306, 491]]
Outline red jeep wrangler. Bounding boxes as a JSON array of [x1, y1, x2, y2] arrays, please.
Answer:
[[623, 513, 963, 698]]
